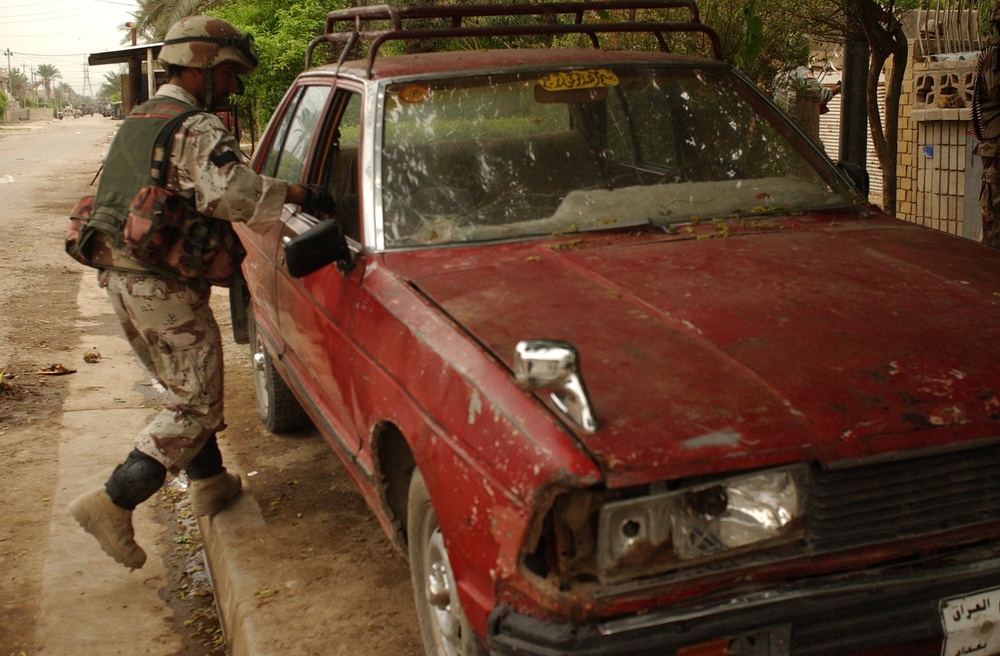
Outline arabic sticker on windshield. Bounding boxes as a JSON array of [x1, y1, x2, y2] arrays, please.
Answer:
[[538, 69, 619, 92], [939, 587, 1000, 656]]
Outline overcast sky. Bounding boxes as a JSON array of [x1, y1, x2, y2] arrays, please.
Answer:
[[1, 0, 141, 96]]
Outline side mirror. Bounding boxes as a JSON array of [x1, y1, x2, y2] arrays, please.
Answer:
[[514, 339, 597, 432], [283, 219, 354, 278]]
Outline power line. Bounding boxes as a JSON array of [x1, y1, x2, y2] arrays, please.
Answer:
[[3, 8, 117, 22], [1, 0, 133, 7], [1, 49, 129, 59]]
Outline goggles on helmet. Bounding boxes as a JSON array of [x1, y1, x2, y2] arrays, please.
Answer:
[[161, 33, 258, 69]]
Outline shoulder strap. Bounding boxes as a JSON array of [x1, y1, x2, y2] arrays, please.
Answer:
[[973, 44, 1000, 142], [150, 109, 202, 185]]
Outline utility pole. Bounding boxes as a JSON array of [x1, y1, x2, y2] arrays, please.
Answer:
[[840, 16, 870, 169], [3, 48, 11, 96]]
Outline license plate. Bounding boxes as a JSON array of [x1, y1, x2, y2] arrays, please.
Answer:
[[940, 587, 1000, 656]]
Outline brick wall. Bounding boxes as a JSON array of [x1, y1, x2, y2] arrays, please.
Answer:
[[892, 43, 979, 238]]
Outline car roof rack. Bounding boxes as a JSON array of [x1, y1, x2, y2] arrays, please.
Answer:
[[305, 0, 723, 75]]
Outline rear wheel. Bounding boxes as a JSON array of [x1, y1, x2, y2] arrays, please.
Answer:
[[248, 314, 309, 433], [408, 468, 486, 656]]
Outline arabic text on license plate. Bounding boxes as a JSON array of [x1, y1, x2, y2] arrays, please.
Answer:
[[940, 587, 1000, 656]]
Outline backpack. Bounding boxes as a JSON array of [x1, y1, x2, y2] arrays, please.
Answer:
[[65, 194, 105, 268], [66, 109, 244, 287]]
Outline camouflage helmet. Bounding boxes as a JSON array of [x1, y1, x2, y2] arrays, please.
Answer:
[[158, 16, 257, 74]]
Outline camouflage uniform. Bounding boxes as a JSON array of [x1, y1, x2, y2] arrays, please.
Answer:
[[974, 14, 1000, 249], [70, 14, 336, 571], [101, 271, 225, 470], [99, 84, 288, 472]]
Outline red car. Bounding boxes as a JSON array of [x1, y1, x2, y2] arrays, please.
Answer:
[[233, 3, 1000, 655]]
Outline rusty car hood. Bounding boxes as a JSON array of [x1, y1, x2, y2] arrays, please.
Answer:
[[395, 215, 1000, 486]]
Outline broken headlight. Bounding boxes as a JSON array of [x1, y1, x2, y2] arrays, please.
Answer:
[[596, 465, 808, 584]]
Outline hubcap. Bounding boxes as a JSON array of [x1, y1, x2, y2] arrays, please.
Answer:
[[251, 335, 271, 416], [424, 526, 462, 656]]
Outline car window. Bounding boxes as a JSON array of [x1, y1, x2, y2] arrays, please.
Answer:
[[378, 66, 856, 249], [321, 91, 363, 242], [264, 85, 332, 184], [259, 89, 299, 178]]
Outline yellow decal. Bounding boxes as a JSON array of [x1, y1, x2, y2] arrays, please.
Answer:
[[539, 69, 619, 92], [398, 84, 432, 104]]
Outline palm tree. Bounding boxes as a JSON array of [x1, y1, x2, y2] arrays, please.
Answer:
[[55, 81, 76, 104], [9, 68, 28, 100], [129, 0, 220, 41], [99, 68, 125, 102], [35, 63, 61, 103]]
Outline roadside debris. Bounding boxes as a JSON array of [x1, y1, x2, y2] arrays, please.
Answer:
[[36, 363, 76, 375], [158, 477, 226, 654], [1, 369, 16, 395]]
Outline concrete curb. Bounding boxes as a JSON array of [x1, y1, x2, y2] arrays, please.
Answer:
[[199, 477, 268, 656]]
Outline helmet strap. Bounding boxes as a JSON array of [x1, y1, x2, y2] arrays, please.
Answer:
[[203, 67, 217, 111]]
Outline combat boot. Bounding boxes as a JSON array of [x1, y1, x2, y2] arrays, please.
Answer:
[[69, 489, 147, 570], [189, 471, 242, 516]]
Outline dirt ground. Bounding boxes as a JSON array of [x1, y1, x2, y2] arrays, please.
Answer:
[[0, 116, 421, 655]]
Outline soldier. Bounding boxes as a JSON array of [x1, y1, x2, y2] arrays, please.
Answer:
[[973, 4, 1000, 248], [68, 15, 333, 570]]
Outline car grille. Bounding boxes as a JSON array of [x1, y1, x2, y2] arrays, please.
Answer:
[[809, 440, 1000, 550]]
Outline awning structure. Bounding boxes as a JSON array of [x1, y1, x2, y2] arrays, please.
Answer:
[[88, 42, 163, 111], [87, 42, 161, 67]]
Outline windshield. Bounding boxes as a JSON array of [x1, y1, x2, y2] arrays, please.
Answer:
[[379, 65, 855, 248]]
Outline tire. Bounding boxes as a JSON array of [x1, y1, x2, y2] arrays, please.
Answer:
[[408, 469, 487, 656], [248, 314, 310, 433], [228, 275, 250, 344]]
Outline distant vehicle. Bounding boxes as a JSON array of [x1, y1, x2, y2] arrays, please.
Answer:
[[58, 104, 81, 120], [233, 2, 1000, 655]]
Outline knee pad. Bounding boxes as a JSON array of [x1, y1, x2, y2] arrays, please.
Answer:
[[105, 449, 167, 510]]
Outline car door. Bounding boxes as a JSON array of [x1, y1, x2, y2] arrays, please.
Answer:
[[249, 84, 329, 355], [274, 87, 367, 460]]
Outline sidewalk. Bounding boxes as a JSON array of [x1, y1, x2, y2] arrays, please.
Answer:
[[54, 273, 421, 656], [45, 273, 184, 654], [49, 273, 273, 655]]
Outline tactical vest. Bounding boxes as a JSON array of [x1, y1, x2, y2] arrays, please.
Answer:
[[91, 96, 200, 272], [974, 43, 1000, 145]]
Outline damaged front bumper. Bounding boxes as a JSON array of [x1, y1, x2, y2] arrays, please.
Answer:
[[488, 554, 1000, 656]]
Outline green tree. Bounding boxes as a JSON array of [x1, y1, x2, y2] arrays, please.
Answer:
[[9, 68, 28, 101], [215, 0, 345, 130], [55, 81, 75, 105], [698, 0, 813, 87], [99, 68, 125, 103], [130, 0, 220, 41], [783, 0, 906, 213], [36, 63, 61, 103]]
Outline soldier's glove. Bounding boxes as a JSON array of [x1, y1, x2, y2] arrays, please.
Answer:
[[301, 184, 335, 217]]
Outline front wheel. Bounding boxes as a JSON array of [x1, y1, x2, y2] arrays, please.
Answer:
[[248, 314, 310, 433], [408, 468, 486, 656]]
